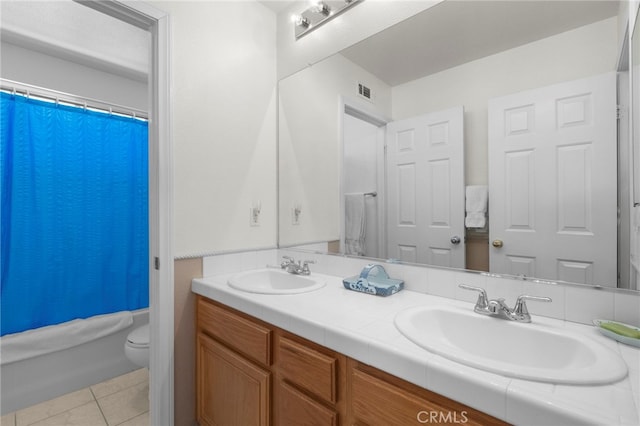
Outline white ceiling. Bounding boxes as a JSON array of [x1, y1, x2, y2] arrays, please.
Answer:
[[258, 0, 299, 14], [340, 1, 620, 86]]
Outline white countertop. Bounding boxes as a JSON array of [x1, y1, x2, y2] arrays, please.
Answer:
[[192, 271, 640, 426]]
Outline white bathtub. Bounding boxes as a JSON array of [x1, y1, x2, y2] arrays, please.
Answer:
[[0, 308, 148, 414]]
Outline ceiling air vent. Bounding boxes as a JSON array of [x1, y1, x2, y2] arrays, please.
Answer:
[[358, 82, 373, 102]]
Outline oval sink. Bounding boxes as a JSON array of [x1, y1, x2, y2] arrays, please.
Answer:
[[228, 268, 326, 295], [394, 305, 627, 385]]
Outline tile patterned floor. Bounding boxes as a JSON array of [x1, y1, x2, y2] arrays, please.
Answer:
[[1, 368, 148, 426]]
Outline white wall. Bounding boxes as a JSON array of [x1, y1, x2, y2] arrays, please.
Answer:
[[0, 42, 147, 111], [148, 1, 277, 258], [278, 53, 391, 246], [2, 0, 278, 259], [392, 17, 618, 186], [0, 0, 148, 109]]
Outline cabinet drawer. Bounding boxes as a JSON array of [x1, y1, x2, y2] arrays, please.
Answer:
[[351, 368, 458, 426], [198, 297, 272, 365], [278, 336, 337, 404], [277, 380, 338, 426], [351, 367, 501, 426]]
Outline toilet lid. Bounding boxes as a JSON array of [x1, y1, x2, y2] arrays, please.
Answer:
[[127, 324, 150, 346]]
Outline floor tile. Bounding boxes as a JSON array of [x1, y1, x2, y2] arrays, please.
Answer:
[[16, 389, 94, 426], [91, 369, 148, 400], [97, 381, 148, 426], [1, 413, 16, 426], [28, 402, 106, 426]]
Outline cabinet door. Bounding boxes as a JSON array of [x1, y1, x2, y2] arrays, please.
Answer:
[[276, 380, 337, 426], [197, 333, 270, 426]]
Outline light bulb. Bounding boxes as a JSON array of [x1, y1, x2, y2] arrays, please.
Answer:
[[291, 14, 310, 28], [312, 1, 330, 16]]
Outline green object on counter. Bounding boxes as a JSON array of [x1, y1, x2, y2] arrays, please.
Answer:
[[600, 322, 640, 339]]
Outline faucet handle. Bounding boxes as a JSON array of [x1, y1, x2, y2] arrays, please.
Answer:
[[514, 295, 552, 316], [301, 260, 315, 274], [458, 284, 489, 309], [281, 256, 294, 268]]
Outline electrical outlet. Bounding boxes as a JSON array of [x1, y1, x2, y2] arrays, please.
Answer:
[[292, 204, 301, 225], [250, 208, 259, 226], [250, 202, 261, 227]]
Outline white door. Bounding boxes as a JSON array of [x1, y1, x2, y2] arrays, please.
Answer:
[[488, 72, 617, 286], [386, 106, 465, 267]]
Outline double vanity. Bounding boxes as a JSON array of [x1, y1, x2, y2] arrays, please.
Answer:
[[192, 263, 639, 425]]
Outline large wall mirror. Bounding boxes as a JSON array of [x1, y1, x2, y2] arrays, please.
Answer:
[[279, 0, 640, 292], [632, 2, 640, 290]]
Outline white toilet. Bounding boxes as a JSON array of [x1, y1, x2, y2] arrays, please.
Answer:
[[124, 323, 149, 368]]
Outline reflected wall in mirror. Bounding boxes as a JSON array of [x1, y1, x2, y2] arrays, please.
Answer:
[[279, 0, 638, 290], [632, 6, 640, 290]]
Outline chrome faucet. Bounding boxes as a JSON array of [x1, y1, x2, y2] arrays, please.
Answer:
[[459, 284, 551, 323], [280, 256, 315, 275]]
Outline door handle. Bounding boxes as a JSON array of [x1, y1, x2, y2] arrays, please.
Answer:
[[450, 236, 461, 245], [492, 239, 504, 248]]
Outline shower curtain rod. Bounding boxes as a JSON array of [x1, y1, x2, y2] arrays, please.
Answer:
[[0, 79, 148, 120]]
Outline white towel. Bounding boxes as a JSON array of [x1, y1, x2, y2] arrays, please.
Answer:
[[465, 185, 488, 228], [345, 193, 366, 256], [1, 311, 133, 365]]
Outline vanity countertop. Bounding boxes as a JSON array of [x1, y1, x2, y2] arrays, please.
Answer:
[[192, 271, 640, 425]]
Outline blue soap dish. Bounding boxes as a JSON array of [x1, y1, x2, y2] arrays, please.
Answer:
[[343, 264, 404, 297]]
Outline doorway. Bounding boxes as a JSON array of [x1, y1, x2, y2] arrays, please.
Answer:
[[74, 1, 173, 424], [341, 105, 387, 258], [340, 100, 466, 268]]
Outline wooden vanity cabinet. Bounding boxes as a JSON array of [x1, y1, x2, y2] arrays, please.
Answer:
[[196, 297, 273, 426], [196, 296, 508, 426]]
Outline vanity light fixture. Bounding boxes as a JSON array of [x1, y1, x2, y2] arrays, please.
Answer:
[[292, 0, 362, 40], [292, 14, 310, 28], [313, 1, 331, 16]]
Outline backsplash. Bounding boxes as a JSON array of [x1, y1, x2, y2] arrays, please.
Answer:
[[202, 248, 640, 327]]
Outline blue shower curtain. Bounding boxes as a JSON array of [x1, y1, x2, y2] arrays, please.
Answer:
[[1, 92, 149, 336]]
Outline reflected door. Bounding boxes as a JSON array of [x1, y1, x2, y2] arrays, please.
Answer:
[[386, 106, 465, 267], [488, 72, 617, 286]]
